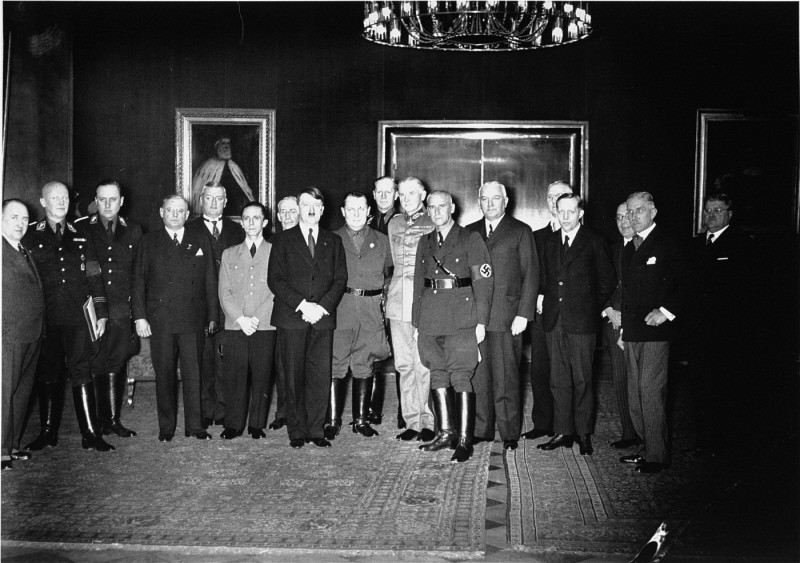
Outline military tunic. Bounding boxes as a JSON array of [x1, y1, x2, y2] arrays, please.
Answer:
[[412, 223, 493, 392]]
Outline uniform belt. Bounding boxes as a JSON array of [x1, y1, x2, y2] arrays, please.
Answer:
[[345, 287, 383, 297], [424, 277, 472, 289]]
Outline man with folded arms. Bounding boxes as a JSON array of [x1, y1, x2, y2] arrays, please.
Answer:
[[218, 202, 275, 440]]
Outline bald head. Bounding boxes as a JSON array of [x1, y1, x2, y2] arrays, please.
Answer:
[[40, 181, 70, 222]]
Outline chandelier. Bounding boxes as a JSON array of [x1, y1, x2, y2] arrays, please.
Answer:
[[362, 1, 592, 51]]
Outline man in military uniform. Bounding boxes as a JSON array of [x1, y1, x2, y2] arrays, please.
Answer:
[[76, 180, 142, 438], [413, 190, 493, 463], [386, 177, 436, 442], [23, 181, 115, 453], [325, 191, 392, 440], [185, 181, 245, 428]]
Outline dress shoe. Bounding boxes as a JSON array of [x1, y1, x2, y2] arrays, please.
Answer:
[[10, 450, 32, 461], [324, 423, 341, 440], [417, 428, 436, 442], [353, 422, 379, 437], [610, 437, 642, 449], [308, 437, 331, 448], [248, 427, 266, 439], [269, 417, 287, 430], [576, 434, 593, 455], [636, 462, 669, 474], [184, 431, 212, 440], [503, 440, 518, 451], [537, 434, 574, 450], [523, 428, 554, 440], [289, 439, 305, 449], [220, 428, 241, 440], [1, 460, 11, 470], [620, 454, 645, 464], [396, 429, 419, 441], [158, 433, 173, 442]]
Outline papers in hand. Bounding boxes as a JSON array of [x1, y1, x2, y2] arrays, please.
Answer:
[[83, 296, 99, 342]]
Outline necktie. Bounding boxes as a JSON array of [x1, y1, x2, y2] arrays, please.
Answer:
[[377, 213, 385, 233], [488, 224, 494, 238], [107, 220, 114, 235], [173, 232, 180, 246], [250, 243, 257, 258], [18, 244, 30, 262], [706, 233, 714, 245], [561, 235, 569, 262], [307, 229, 315, 258], [55, 223, 63, 245], [438, 231, 444, 248], [211, 221, 219, 239], [633, 234, 642, 250]]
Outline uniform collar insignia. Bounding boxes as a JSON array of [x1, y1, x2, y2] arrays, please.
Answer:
[[36, 221, 46, 231], [66, 222, 77, 233], [119, 216, 127, 226], [90, 215, 98, 224]]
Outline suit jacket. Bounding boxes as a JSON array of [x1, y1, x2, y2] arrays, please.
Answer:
[[533, 224, 560, 315], [267, 224, 347, 330], [2, 238, 45, 343], [541, 225, 616, 334], [186, 216, 246, 269], [621, 224, 688, 342], [78, 214, 143, 320], [333, 225, 392, 331], [219, 239, 275, 331], [609, 238, 629, 311], [465, 215, 538, 332], [412, 223, 493, 335], [131, 227, 219, 334]]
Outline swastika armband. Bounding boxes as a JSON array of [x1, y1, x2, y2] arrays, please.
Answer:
[[470, 263, 493, 280]]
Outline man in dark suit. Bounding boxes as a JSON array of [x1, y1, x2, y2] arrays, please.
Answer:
[[537, 193, 616, 455], [524, 180, 573, 441], [268, 186, 347, 449], [466, 182, 538, 451], [23, 181, 114, 453], [326, 191, 392, 440], [78, 180, 142, 438], [185, 181, 245, 428], [601, 202, 640, 449], [619, 191, 687, 474], [132, 195, 218, 442], [414, 190, 493, 463], [367, 176, 400, 428], [2, 200, 46, 469], [689, 193, 752, 455]]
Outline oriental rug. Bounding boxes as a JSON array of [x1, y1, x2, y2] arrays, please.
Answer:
[[1, 380, 488, 557]]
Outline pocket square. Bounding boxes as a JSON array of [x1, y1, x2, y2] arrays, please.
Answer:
[[196, 249, 204, 256], [646, 256, 657, 265], [717, 257, 728, 261]]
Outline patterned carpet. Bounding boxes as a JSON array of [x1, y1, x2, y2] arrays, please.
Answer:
[[1, 380, 489, 556]]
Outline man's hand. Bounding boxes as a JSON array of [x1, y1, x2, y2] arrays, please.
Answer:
[[510, 316, 528, 336], [95, 318, 108, 339], [616, 332, 625, 351], [236, 316, 258, 336], [299, 302, 328, 324], [605, 308, 622, 330], [536, 294, 544, 315], [475, 324, 486, 345], [206, 320, 220, 337], [135, 319, 152, 338], [645, 309, 668, 326]]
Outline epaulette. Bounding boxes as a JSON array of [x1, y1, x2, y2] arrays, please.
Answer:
[[66, 222, 77, 233], [35, 221, 46, 231]]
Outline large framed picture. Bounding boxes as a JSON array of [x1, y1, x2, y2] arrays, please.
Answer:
[[694, 110, 799, 235], [176, 108, 275, 225], [378, 120, 588, 229]]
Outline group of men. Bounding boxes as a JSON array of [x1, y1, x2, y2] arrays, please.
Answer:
[[3, 173, 744, 474]]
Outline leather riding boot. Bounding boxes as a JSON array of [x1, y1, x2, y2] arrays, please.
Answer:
[[73, 383, 115, 452], [353, 377, 379, 437], [324, 378, 346, 440], [451, 392, 475, 463], [420, 387, 456, 452], [25, 381, 64, 450], [396, 374, 406, 429], [105, 372, 136, 437], [368, 366, 385, 425]]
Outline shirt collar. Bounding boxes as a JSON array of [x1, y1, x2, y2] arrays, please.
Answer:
[[561, 223, 580, 244], [485, 214, 504, 234], [165, 226, 185, 242], [345, 225, 366, 239], [248, 235, 264, 249], [47, 218, 66, 233], [403, 206, 426, 222], [623, 236, 633, 245], [2, 234, 22, 249], [99, 215, 115, 231], [707, 224, 730, 240], [637, 222, 657, 241], [437, 220, 455, 242]]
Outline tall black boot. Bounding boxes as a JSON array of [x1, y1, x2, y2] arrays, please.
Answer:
[[73, 383, 115, 452], [420, 388, 456, 451], [368, 366, 385, 425], [451, 392, 475, 463], [104, 372, 136, 437], [396, 374, 406, 429], [24, 381, 64, 450], [353, 377, 379, 437], [324, 378, 347, 440]]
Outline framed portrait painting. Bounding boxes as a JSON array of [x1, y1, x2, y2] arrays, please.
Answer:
[[378, 120, 588, 230], [694, 110, 799, 235], [176, 108, 275, 225]]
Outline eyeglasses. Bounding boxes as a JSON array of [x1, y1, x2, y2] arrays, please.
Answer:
[[703, 208, 730, 215]]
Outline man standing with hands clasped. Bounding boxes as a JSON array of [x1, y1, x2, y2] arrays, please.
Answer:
[[268, 187, 347, 449]]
